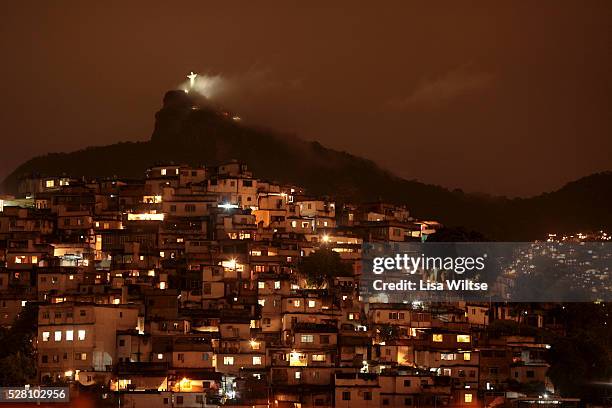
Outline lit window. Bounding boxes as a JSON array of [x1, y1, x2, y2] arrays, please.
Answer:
[[457, 335, 471, 343], [433, 334, 443, 342], [258, 282, 265, 289], [464, 394, 473, 403], [308, 300, 316, 308], [42, 331, 50, 342], [289, 351, 307, 366], [252, 356, 262, 365], [274, 281, 281, 289], [77, 330, 86, 340], [66, 330, 73, 341], [46, 180, 55, 188], [295, 371, 301, 379], [224, 356, 234, 365], [258, 299, 265, 306], [312, 354, 325, 361], [54, 331, 62, 341], [161, 169, 167, 175], [157, 353, 164, 360], [463, 352, 471, 361], [301, 335, 314, 343], [294, 300, 301, 307]]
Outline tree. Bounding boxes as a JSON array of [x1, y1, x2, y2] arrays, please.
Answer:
[[0, 302, 38, 386], [0, 352, 37, 385], [546, 303, 612, 404], [377, 324, 402, 342], [427, 226, 488, 242], [299, 247, 352, 288]]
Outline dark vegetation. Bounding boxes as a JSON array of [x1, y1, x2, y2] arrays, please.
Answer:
[[0, 303, 37, 385], [3, 90, 612, 241], [299, 247, 353, 288], [485, 304, 612, 405]]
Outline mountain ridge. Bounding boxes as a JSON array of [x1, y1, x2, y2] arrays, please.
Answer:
[[3, 91, 611, 240]]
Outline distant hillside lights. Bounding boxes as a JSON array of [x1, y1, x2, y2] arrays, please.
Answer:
[[547, 231, 611, 242]]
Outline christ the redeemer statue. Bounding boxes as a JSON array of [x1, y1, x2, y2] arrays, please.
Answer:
[[187, 72, 197, 88]]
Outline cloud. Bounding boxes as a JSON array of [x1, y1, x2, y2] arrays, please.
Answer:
[[388, 65, 494, 109], [179, 65, 303, 106], [181, 73, 225, 100]]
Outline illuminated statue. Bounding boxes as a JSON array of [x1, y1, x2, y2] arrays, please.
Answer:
[[187, 71, 197, 88]]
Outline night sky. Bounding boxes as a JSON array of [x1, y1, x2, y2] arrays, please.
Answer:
[[1, 1, 611, 196]]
